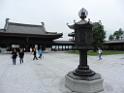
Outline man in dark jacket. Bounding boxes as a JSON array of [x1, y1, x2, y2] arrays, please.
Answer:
[[19, 49, 24, 64], [33, 48, 38, 60], [12, 49, 17, 65]]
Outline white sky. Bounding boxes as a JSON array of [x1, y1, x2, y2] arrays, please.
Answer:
[[0, 0, 124, 40]]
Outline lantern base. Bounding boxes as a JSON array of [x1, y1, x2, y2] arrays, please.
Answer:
[[73, 66, 96, 79], [68, 70, 101, 80], [65, 71, 104, 93]]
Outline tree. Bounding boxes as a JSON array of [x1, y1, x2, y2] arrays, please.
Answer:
[[109, 28, 124, 40], [113, 28, 124, 40], [109, 35, 114, 40], [92, 21, 106, 51]]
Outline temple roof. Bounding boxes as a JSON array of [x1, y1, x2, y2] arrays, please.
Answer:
[[105, 40, 124, 44], [6, 22, 47, 35], [0, 19, 63, 37], [0, 29, 4, 32], [68, 32, 75, 37]]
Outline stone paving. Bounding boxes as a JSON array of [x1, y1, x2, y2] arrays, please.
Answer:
[[0, 52, 124, 93]]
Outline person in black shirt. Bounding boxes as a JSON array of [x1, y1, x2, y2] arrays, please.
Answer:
[[12, 49, 17, 65], [33, 48, 38, 60], [19, 48, 24, 64]]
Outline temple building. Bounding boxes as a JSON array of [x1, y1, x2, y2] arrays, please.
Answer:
[[0, 18, 63, 51]]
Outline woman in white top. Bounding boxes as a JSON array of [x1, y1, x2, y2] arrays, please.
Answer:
[[98, 48, 103, 60]]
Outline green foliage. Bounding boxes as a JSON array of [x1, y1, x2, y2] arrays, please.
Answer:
[[109, 28, 124, 40], [113, 28, 124, 40], [109, 35, 114, 40], [88, 50, 124, 56], [92, 21, 106, 50], [67, 50, 124, 56]]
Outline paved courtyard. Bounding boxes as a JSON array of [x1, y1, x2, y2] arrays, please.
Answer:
[[0, 51, 124, 93]]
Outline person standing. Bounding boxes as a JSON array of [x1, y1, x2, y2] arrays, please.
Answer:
[[19, 48, 24, 64], [38, 48, 43, 59], [33, 48, 38, 60], [30, 48, 33, 54], [98, 48, 103, 60], [12, 49, 17, 65]]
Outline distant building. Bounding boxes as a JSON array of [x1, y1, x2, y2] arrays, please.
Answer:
[[0, 18, 63, 51], [104, 40, 124, 50], [68, 32, 124, 50]]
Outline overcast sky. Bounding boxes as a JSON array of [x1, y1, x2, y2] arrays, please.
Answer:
[[0, 0, 124, 40]]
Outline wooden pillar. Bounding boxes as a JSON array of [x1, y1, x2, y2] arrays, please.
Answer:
[[62, 45, 63, 51]]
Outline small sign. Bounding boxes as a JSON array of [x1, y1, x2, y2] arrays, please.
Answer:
[[11, 44, 20, 48]]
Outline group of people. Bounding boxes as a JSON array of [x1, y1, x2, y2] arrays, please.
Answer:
[[12, 48, 24, 65], [11, 47, 102, 65], [32, 48, 43, 60], [11, 47, 43, 65]]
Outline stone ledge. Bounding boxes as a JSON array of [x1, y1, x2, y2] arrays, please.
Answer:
[[65, 73, 104, 93]]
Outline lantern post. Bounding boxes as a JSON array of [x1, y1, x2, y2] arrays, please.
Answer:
[[65, 8, 104, 93]]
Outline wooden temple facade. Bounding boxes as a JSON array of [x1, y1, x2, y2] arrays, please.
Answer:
[[0, 18, 63, 51]]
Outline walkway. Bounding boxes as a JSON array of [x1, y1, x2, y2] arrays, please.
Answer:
[[0, 52, 124, 93]]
